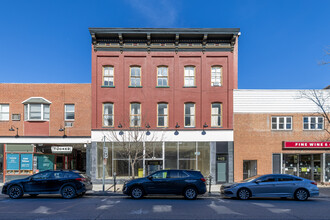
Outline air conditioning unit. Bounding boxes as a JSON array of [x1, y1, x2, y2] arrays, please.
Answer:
[[11, 114, 21, 121], [65, 122, 74, 127]]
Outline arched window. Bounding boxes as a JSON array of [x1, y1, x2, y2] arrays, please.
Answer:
[[184, 103, 195, 127], [157, 103, 168, 127], [211, 103, 222, 127]]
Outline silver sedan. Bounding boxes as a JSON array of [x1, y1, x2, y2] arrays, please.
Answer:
[[221, 174, 319, 201]]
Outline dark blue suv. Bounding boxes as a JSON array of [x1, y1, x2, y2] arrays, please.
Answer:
[[123, 170, 207, 200], [2, 170, 92, 199]]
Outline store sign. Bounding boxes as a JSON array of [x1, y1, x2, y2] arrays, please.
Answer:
[[284, 142, 330, 149], [20, 154, 33, 170], [6, 154, 19, 170], [51, 146, 73, 154]]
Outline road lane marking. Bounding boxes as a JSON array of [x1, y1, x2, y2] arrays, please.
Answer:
[[208, 201, 243, 215], [153, 205, 172, 213]]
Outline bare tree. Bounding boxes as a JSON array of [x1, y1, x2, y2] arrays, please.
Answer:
[[319, 47, 329, 65], [299, 89, 330, 140], [103, 114, 164, 179]]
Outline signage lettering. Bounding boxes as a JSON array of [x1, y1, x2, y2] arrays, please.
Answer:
[[284, 142, 330, 149]]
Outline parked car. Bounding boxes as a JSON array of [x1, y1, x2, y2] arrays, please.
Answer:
[[123, 169, 207, 200], [220, 174, 319, 201], [2, 170, 93, 199]]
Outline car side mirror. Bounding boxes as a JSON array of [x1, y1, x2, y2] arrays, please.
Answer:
[[147, 176, 153, 181]]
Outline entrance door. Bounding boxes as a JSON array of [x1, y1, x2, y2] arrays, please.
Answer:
[[243, 160, 257, 180], [216, 155, 227, 183], [299, 155, 312, 180], [56, 156, 64, 170], [146, 160, 163, 176]]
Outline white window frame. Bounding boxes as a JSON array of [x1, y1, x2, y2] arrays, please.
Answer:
[[0, 104, 9, 121], [184, 103, 195, 127], [303, 116, 324, 130], [103, 66, 114, 86], [184, 66, 195, 87], [211, 103, 222, 127], [130, 66, 142, 87], [64, 104, 75, 121], [157, 103, 168, 127], [103, 103, 114, 127], [271, 116, 292, 130], [211, 66, 222, 86], [24, 103, 50, 121], [157, 66, 169, 87]]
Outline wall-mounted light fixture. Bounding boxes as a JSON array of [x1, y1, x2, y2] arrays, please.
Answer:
[[145, 123, 151, 136], [118, 123, 124, 135], [202, 122, 208, 135], [9, 125, 19, 137], [59, 126, 67, 138], [174, 122, 180, 135]]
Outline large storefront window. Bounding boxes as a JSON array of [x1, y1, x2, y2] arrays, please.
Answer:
[[165, 142, 177, 169], [97, 142, 112, 178]]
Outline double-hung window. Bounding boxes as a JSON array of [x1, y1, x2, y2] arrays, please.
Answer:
[[303, 116, 324, 130], [0, 104, 9, 121], [24, 104, 50, 121], [184, 66, 195, 87], [130, 66, 141, 87], [271, 116, 292, 130], [103, 66, 114, 86], [64, 104, 75, 121], [130, 103, 141, 127], [157, 103, 168, 127], [157, 66, 168, 86], [211, 66, 222, 86], [184, 103, 195, 127], [211, 103, 222, 127], [103, 103, 114, 127]]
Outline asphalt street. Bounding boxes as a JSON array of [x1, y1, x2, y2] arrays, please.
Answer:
[[0, 192, 330, 220]]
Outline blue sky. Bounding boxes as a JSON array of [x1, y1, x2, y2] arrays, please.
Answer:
[[0, 0, 329, 89]]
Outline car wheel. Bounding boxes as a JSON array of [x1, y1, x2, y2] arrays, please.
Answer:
[[29, 194, 39, 197], [184, 187, 197, 200], [237, 188, 251, 200], [294, 189, 309, 201], [8, 185, 23, 199], [130, 186, 144, 199], [61, 185, 76, 199]]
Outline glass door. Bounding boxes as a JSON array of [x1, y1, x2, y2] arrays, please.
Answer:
[[216, 155, 227, 183], [299, 155, 312, 180], [55, 156, 64, 170]]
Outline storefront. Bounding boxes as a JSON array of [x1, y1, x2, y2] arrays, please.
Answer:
[[1, 137, 90, 182], [274, 142, 330, 182]]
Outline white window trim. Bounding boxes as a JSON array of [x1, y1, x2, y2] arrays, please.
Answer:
[[0, 104, 10, 121], [24, 103, 50, 121], [303, 116, 324, 130], [184, 103, 195, 127], [271, 116, 292, 130], [64, 104, 75, 121]]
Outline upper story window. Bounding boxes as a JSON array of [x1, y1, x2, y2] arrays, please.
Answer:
[[303, 116, 324, 130], [24, 104, 50, 121], [211, 66, 222, 86], [0, 104, 9, 121], [271, 116, 292, 130], [157, 66, 168, 87], [22, 97, 51, 121], [184, 103, 195, 127], [211, 103, 222, 127], [157, 103, 168, 127], [184, 66, 195, 87], [103, 66, 114, 86], [130, 66, 141, 87], [103, 103, 114, 127], [64, 104, 75, 121], [130, 103, 141, 127]]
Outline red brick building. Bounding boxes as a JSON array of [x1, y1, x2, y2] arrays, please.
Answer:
[[0, 83, 91, 182], [234, 89, 330, 183], [89, 28, 240, 183]]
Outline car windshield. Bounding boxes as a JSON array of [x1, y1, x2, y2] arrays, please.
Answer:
[[241, 175, 262, 182]]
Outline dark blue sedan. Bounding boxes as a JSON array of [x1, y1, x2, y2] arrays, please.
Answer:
[[2, 170, 93, 199], [123, 169, 207, 200]]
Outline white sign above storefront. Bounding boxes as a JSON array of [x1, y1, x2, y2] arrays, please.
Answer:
[[51, 146, 73, 154]]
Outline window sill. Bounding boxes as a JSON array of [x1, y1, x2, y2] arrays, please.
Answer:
[[128, 86, 143, 88], [101, 86, 115, 88], [271, 129, 292, 131], [303, 129, 324, 131], [102, 126, 114, 128], [184, 126, 196, 128], [156, 86, 170, 88], [183, 86, 197, 88], [211, 85, 222, 87], [65, 120, 75, 122], [25, 120, 49, 122], [211, 126, 223, 128]]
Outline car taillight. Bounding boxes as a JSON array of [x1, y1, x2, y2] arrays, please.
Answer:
[[76, 178, 87, 182], [201, 178, 206, 182], [311, 181, 317, 185]]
